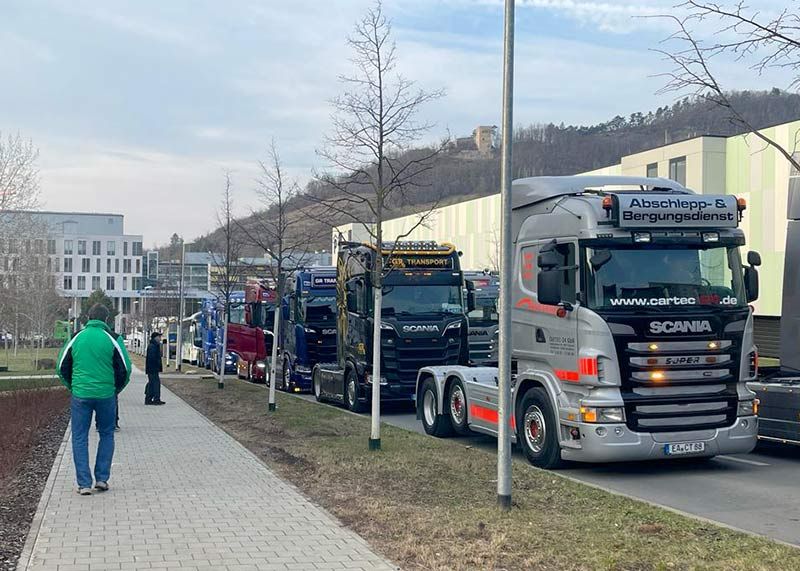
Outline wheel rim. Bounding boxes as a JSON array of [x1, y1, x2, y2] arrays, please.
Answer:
[[450, 385, 466, 426], [314, 373, 321, 397], [423, 389, 437, 427], [347, 377, 356, 406], [283, 361, 290, 389], [524, 405, 547, 454]]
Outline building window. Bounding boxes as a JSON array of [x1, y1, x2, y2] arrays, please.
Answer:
[[47, 257, 52, 272], [123, 276, 128, 290], [107, 241, 116, 255], [92, 276, 100, 290], [123, 259, 132, 274], [81, 258, 90, 273], [135, 259, 141, 274], [47, 239, 56, 255], [106, 276, 115, 291], [124, 241, 129, 256], [64, 240, 73, 255], [96, 258, 101, 273], [107, 259, 112, 273], [78, 240, 87, 255], [646, 162, 658, 178], [132, 242, 143, 256], [63, 276, 72, 290], [64, 258, 73, 273], [115, 259, 120, 273], [77, 276, 86, 290], [34, 239, 43, 254], [669, 156, 687, 186], [92, 240, 101, 255], [54, 257, 60, 272]]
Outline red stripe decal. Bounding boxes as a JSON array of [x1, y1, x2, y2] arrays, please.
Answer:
[[470, 404, 498, 424], [515, 297, 560, 316], [555, 369, 580, 382]]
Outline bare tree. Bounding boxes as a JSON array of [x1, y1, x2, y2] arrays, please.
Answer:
[[655, 1, 800, 172], [209, 172, 249, 390], [240, 141, 320, 411], [0, 132, 40, 213], [313, 1, 446, 450]]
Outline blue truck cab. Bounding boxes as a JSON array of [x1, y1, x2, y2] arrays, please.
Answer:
[[279, 267, 338, 392]]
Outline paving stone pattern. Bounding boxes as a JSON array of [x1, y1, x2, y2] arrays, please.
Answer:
[[18, 370, 398, 571]]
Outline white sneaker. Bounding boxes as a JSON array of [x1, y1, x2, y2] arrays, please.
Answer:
[[77, 487, 92, 496], [94, 481, 109, 492]]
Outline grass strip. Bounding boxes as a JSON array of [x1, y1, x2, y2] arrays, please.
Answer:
[[164, 376, 799, 571]]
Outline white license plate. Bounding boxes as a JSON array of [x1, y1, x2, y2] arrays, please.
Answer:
[[664, 441, 706, 456]]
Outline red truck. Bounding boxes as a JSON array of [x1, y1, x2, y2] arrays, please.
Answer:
[[227, 280, 276, 383]]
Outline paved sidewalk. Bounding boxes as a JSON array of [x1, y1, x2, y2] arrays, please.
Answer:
[[18, 370, 398, 571]]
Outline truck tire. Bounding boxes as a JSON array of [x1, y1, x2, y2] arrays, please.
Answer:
[[313, 369, 324, 403], [420, 378, 454, 437], [517, 387, 563, 469], [344, 368, 366, 413], [282, 359, 291, 392], [447, 379, 471, 436]]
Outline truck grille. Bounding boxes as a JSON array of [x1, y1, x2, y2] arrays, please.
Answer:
[[306, 332, 337, 365], [382, 334, 463, 384], [622, 340, 738, 432], [469, 339, 495, 365]]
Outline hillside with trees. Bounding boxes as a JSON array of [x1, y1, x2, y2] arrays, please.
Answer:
[[193, 89, 800, 253]]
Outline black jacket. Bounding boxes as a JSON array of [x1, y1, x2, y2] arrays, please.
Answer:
[[146, 339, 163, 375]]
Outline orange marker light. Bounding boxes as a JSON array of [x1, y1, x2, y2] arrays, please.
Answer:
[[708, 342, 719, 349], [651, 371, 665, 381], [648, 343, 659, 351], [737, 197, 747, 210], [602, 196, 613, 210], [580, 407, 597, 423]]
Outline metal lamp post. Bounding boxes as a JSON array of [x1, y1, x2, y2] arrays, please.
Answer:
[[497, 0, 515, 511]]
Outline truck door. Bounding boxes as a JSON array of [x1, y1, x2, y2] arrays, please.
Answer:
[[515, 239, 580, 384]]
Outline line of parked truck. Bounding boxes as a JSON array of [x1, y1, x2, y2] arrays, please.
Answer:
[[174, 175, 800, 469]]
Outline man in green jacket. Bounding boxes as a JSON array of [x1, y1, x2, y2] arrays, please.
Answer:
[[57, 304, 131, 495]]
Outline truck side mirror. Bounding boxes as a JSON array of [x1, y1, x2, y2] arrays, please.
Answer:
[[745, 267, 759, 302], [590, 250, 612, 270], [747, 251, 762, 267], [537, 271, 562, 306], [466, 291, 476, 313]]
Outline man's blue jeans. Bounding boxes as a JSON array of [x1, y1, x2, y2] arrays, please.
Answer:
[[71, 396, 117, 488]]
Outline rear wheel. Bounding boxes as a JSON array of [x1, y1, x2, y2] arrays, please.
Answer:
[[420, 378, 453, 437], [447, 379, 471, 435], [344, 368, 365, 413], [517, 387, 563, 469], [313, 368, 324, 402]]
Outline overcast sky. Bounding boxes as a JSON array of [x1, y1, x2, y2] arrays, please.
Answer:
[[1, 0, 792, 246]]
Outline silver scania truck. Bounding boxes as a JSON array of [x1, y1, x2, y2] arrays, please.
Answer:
[[416, 175, 760, 468]]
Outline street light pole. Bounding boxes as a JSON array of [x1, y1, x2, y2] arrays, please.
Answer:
[[176, 240, 186, 371], [497, 0, 515, 512]]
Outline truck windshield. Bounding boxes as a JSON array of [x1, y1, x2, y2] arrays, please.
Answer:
[[468, 296, 498, 325], [382, 285, 463, 315], [584, 245, 746, 310], [300, 295, 336, 323]]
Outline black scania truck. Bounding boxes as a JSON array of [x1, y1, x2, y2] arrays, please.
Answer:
[[313, 241, 468, 411]]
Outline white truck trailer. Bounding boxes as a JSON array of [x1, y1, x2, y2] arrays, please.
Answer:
[[416, 175, 760, 468]]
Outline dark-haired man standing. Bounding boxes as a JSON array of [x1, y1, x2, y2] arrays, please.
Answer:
[[57, 304, 131, 495], [145, 331, 165, 405]]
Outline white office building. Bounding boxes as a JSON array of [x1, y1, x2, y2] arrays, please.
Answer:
[[3, 211, 144, 327]]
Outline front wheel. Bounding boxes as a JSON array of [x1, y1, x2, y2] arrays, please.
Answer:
[[420, 378, 453, 437], [344, 369, 365, 413], [517, 387, 563, 469], [282, 359, 291, 392]]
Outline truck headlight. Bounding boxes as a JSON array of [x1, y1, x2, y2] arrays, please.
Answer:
[[303, 327, 315, 333], [738, 399, 758, 416], [445, 321, 461, 331], [365, 373, 388, 385], [256, 361, 266, 369], [295, 365, 312, 374], [580, 406, 625, 423], [380, 322, 394, 331]]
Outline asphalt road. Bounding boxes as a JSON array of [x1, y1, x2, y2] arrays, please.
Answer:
[[297, 393, 800, 546]]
